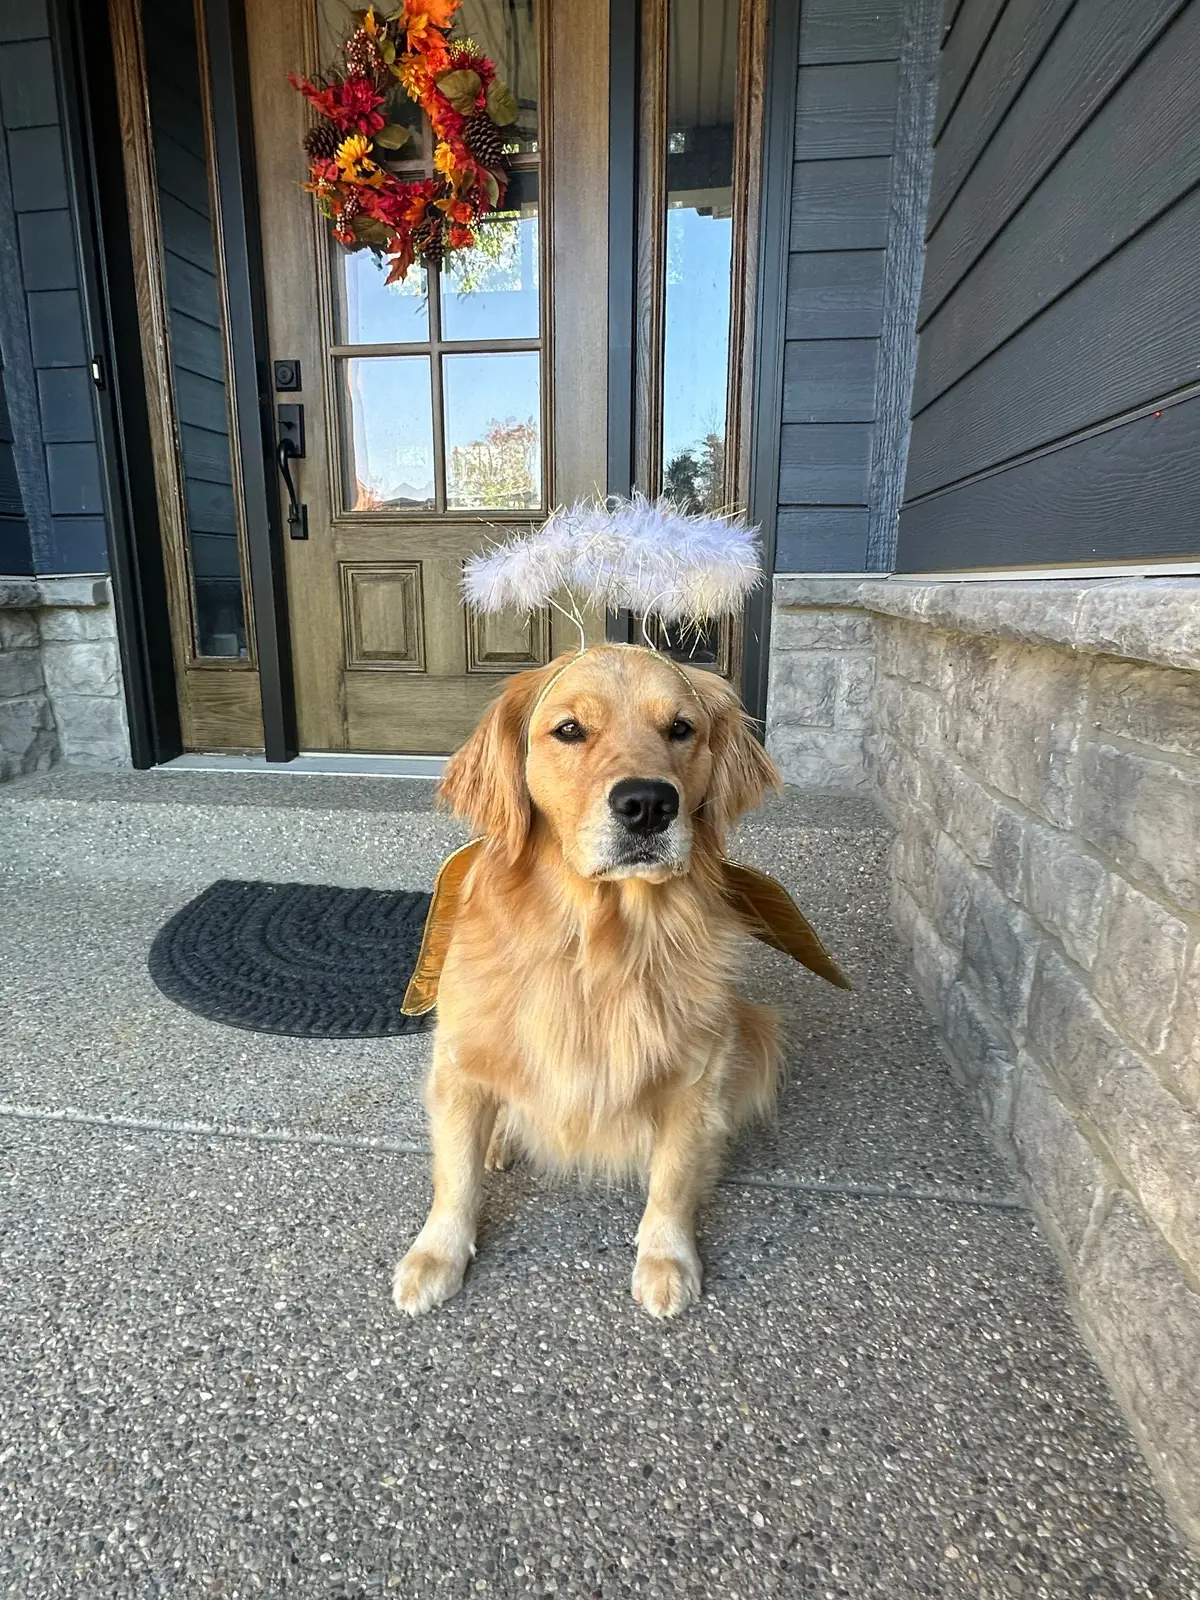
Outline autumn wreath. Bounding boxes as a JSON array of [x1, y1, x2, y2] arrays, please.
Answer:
[[290, 0, 517, 282]]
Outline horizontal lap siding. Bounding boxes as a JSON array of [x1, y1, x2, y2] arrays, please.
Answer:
[[776, 0, 904, 572], [898, 0, 1200, 569], [0, 0, 108, 574]]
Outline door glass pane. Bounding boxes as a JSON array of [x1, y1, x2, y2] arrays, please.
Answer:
[[441, 170, 539, 341], [458, 0, 539, 154], [142, 0, 248, 658], [443, 352, 540, 510], [660, 0, 736, 513], [338, 357, 436, 510], [337, 249, 429, 345]]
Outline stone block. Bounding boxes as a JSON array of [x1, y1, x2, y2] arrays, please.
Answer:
[[960, 869, 1040, 1029], [37, 604, 117, 643], [874, 616, 953, 696], [0, 648, 46, 700], [833, 653, 875, 728], [771, 608, 874, 650], [1074, 578, 1200, 674], [1078, 1193, 1200, 1545], [1021, 823, 1110, 971], [871, 731, 923, 817], [949, 636, 1087, 828], [40, 639, 121, 699], [1090, 659, 1200, 760], [765, 726, 871, 790], [889, 805, 938, 898], [1011, 1054, 1107, 1262], [1027, 947, 1200, 1273], [926, 753, 1025, 897], [0, 612, 39, 651], [35, 576, 109, 608], [766, 651, 839, 728], [54, 695, 129, 764], [873, 676, 949, 753], [1078, 742, 1200, 917], [942, 979, 1015, 1137], [929, 829, 974, 950], [0, 694, 56, 777], [1162, 942, 1200, 1116], [0, 579, 40, 609], [1093, 880, 1190, 1057], [909, 902, 960, 1013]]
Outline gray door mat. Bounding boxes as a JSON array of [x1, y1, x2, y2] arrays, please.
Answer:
[[148, 880, 433, 1037]]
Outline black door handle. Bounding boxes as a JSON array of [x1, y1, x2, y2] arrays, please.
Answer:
[[277, 437, 308, 540]]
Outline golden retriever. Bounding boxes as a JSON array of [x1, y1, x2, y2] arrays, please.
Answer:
[[393, 643, 782, 1319]]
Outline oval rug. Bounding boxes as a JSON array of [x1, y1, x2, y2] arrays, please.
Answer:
[[148, 879, 434, 1037]]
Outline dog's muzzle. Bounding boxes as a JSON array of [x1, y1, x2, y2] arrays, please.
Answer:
[[588, 778, 688, 877], [607, 778, 679, 837]]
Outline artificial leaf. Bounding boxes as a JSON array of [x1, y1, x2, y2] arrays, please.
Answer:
[[381, 38, 395, 63], [436, 68, 482, 115], [485, 78, 518, 126], [373, 122, 410, 148], [484, 169, 500, 207], [353, 217, 392, 245]]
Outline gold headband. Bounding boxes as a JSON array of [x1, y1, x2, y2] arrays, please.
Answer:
[[529, 644, 704, 725]]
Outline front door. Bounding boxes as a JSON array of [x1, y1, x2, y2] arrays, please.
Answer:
[[245, 0, 609, 753]]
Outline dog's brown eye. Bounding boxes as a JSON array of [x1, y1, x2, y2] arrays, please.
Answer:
[[668, 717, 693, 742], [551, 720, 586, 744]]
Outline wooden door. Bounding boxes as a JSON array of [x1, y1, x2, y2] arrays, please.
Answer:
[[246, 0, 609, 753]]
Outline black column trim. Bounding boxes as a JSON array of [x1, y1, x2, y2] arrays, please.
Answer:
[[203, 0, 299, 761], [606, 0, 639, 643], [48, 0, 181, 766], [740, 0, 801, 727]]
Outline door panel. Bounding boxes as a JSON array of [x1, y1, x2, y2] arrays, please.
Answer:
[[246, 0, 608, 754]]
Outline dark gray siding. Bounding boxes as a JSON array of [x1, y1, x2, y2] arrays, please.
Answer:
[[775, 0, 937, 573], [0, 0, 108, 574], [898, 0, 1200, 570]]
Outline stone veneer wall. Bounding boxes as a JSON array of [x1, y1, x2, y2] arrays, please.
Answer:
[[767, 575, 1200, 1545], [0, 575, 130, 780]]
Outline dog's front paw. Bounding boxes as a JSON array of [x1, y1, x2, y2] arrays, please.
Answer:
[[392, 1247, 468, 1317], [632, 1250, 702, 1318]]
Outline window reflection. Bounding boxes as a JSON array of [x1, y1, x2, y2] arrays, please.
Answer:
[[660, 0, 736, 514], [444, 351, 540, 510], [441, 171, 539, 341], [339, 357, 436, 510], [142, 0, 248, 657], [338, 251, 428, 345]]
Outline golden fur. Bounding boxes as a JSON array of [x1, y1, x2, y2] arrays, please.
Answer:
[[393, 645, 783, 1319]]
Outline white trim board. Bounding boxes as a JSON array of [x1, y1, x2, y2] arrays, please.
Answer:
[[157, 752, 446, 778]]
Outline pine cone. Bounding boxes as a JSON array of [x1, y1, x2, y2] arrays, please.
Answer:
[[463, 112, 505, 169], [417, 222, 446, 269], [304, 121, 341, 162]]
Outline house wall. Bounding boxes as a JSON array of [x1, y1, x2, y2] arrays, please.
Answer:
[[898, 0, 1200, 569], [0, 0, 129, 775], [765, 0, 1200, 1546], [775, 0, 937, 573]]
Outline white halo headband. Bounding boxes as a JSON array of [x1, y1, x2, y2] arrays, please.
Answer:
[[461, 493, 764, 654]]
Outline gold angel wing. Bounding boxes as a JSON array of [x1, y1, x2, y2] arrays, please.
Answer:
[[401, 842, 851, 1017], [722, 860, 853, 990], [400, 838, 486, 1016]]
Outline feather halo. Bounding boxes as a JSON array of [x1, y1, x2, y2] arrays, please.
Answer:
[[462, 495, 763, 628]]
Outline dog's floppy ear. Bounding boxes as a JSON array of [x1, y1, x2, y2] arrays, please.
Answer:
[[683, 665, 781, 840], [439, 660, 560, 861]]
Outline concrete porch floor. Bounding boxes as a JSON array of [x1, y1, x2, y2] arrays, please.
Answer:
[[1, 771, 1197, 1599]]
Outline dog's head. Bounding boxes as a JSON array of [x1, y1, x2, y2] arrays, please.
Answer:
[[440, 645, 780, 878]]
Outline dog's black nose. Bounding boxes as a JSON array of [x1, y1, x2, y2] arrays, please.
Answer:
[[608, 778, 680, 836]]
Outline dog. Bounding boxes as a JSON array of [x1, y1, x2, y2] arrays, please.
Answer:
[[393, 643, 783, 1319]]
